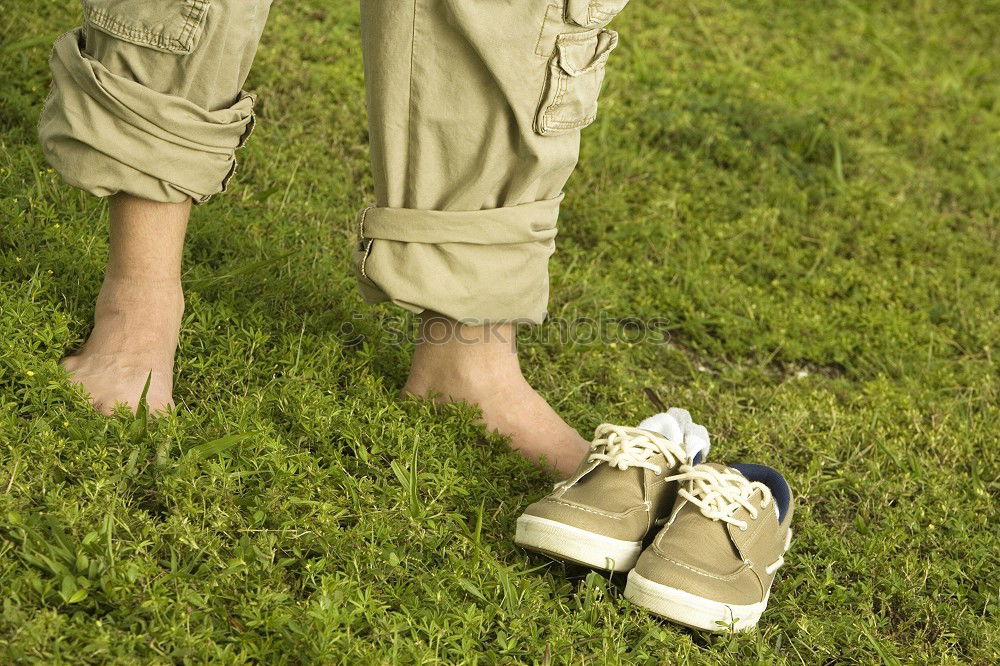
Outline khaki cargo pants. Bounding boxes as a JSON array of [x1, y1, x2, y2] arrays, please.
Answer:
[[39, 0, 628, 323]]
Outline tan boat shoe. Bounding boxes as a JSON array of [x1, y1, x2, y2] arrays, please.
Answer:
[[624, 462, 794, 631], [515, 409, 711, 572]]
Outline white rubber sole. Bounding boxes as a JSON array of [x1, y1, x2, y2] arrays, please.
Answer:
[[624, 570, 768, 632], [514, 515, 643, 572]]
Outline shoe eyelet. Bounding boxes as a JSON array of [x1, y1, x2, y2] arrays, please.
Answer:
[[740, 524, 748, 532]]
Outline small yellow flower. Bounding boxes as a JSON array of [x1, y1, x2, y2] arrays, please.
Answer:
[[53, 223, 60, 229], [63, 421, 69, 427], [26, 370, 35, 377]]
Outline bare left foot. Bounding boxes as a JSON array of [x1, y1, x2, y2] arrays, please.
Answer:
[[62, 193, 191, 415], [61, 275, 183, 415]]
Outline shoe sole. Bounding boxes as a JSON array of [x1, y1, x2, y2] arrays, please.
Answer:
[[514, 515, 642, 572], [624, 570, 768, 632]]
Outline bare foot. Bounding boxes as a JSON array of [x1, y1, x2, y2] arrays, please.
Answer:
[[62, 275, 183, 415], [62, 193, 191, 415], [402, 315, 589, 478]]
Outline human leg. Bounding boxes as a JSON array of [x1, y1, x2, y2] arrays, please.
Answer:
[[40, 0, 271, 412], [61, 195, 189, 414], [358, 0, 625, 474]]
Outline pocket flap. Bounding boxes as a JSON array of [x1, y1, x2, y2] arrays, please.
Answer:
[[555, 29, 619, 77], [82, 0, 211, 54]]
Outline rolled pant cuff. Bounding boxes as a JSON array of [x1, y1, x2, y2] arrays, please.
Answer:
[[354, 196, 562, 324], [38, 30, 255, 204]]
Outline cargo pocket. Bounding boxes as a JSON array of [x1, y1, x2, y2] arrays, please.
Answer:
[[82, 0, 211, 54], [565, 0, 630, 28], [534, 28, 618, 136]]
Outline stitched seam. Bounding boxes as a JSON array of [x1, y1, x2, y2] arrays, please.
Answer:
[[543, 36, 578, 128], [86, 8, 175, 51], [358, 206, 375, 280], [545, 112, 597, 129], [659, 498, 687, 532], [587, 0, 626, 25], [557, 461, 600, 493], [83, 1, 209, 53], [176, 0, 206, 50], [591, 7, 617, 24], [38, 39, 62, 139], [534, 59, 554, 134], [217, 156, 238, 198], [652, 553, 750, 582], [548, 499, 646, 520], [545, 65, 571, 129], [732, 490, 769, 548], [403, 0, 418, 204], [534, 4, 562, 57]]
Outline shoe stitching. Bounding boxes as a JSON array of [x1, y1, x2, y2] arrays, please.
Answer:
[[546, 499, 647, 520], [649, 551, 750, 582], [731, 503, 779, 555], [742, 526, 790, 580], [647, 476, 673, 489], [652, 498, 688, 535]]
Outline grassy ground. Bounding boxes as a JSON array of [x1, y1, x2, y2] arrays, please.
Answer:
[[2, 0, 998, 663]]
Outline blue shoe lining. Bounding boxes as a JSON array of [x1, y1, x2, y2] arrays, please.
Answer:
[[730, 463, 792, 523]]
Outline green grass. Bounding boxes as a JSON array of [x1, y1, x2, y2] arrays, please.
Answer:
[[2, 0, 999, 662]]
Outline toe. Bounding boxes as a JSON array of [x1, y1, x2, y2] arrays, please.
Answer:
[[92, 398, 117, 416], [60, 355, 81, 373], [148, 394, 176, 416]]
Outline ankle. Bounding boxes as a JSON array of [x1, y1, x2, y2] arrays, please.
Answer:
[[82, 272, 185, 355], [405, 314, 524, 391], [98, 269, 183, 297], [95, 280, 184, 319], [101, 268, 183, 289]]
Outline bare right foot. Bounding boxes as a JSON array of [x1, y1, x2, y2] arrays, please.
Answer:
[[61, 275, 183, 415], [401, 315, 590, 478]]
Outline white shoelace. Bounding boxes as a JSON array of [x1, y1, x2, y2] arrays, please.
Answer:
[[586, 424, 689, 475], [663, 463, 775, 532]]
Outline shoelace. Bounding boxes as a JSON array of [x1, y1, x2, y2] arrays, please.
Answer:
[[586, 424, 688, 475], [663, 463, 774, 532]]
